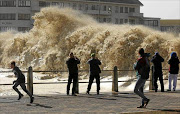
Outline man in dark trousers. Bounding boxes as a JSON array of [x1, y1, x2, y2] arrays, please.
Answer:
[[11, 61, 34, 103], [151, 52, 164, 92], [134, 48, 150, 108], [86, 53, 101, 95], [66, 53, 80, 96]]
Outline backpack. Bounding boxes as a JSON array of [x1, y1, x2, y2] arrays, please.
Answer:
[[138, 57, 150, 79]]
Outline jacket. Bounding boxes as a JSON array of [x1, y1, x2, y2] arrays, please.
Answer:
[[87, 58, 101, 75], [168, 57, 180, 74], [151, 54, 164, 75], [66, 58, 80, 75], [134, 55, 150, 79]]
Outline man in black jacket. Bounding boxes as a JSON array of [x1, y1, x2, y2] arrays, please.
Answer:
[[86, 53, 101, 95], [11, 61, 34, 103], [151, 52, 164, 92], [66, 53, 80, 96]]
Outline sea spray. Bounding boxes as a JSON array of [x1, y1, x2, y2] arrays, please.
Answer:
[[0, 7, 179, 72]]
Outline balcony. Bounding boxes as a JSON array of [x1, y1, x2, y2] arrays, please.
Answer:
[[129, 13, 143, 17], [85, 10, 112, 16]]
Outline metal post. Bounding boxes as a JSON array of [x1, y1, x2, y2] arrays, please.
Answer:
[[27, 66, 33, 95], [149, 66, 154, 91], [112, 66, 118, 92]]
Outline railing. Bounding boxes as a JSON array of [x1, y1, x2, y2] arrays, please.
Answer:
[[0, 66, 178, 95]]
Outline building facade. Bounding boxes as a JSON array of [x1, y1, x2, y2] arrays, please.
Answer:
[[0, 0, 160, 32], [160, 20, 180, 34]]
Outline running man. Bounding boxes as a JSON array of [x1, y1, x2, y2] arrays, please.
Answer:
[[11, 61, 34, 103]]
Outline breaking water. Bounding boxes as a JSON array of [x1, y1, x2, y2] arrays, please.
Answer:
[[0, 7, 179, 71]]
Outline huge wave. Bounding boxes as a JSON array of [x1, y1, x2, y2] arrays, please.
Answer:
[[0, 7, 179, 71]]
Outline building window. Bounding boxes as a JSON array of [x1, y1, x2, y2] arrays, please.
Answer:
[[18, 27, 30, 32], [52, 2, 59, 6], [120, 7, 123, 13], [146, 20, 159, 27], [129, 19, 135, 24], [85, 4, 88, 10], [124, 19, 128, 23], [153, 20, 158, 26], [0, 0, 16, 7], [72, 3, 76, 9], [39, 1, 46, 7], [18, 14, 30, 20], [129, 8, 135, 13], [91, 5, 99, 10], [120, 19, 123, 24], [103, 5, 106, 11], [0, 13, 16, 20], [91, 5, 95, 10], [115, 6, 119, 13], [39, 1, 50, 7], [0, 26, 15, 31], [79, 4, 82, 10], [125, 7, 128, 13], [18, 0, 31, 7], [59, 2, 64, 7]]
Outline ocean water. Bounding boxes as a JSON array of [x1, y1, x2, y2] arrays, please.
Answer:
[[0, 7, 179, 71]]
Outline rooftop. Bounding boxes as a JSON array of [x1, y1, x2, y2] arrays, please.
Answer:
[[87, 0, 143, 5]]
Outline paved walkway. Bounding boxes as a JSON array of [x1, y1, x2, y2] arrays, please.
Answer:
[[0, 91, 180, 114]]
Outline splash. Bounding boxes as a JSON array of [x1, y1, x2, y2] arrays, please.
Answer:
[[0, 7, 180, 71]]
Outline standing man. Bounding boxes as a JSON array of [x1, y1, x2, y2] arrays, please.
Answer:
[[168, 52, 179, 91], [11, 61, 34, 103], [134, 48, 150, 108], [151, 52, 164, 92], [66, 53, 80, 96], [86, 53, 101, 95]]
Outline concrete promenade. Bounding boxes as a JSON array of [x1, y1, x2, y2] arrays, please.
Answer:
[[0, 91, 180, 114]]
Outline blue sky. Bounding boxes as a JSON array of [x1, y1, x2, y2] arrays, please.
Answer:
[[139, 0, 180, 19]]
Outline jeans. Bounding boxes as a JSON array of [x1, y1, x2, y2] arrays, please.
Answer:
[[13, 82, 32, 98], [168, 74, 178, 90], [134, 78, 148, 105]]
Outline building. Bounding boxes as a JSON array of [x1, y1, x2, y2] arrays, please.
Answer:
[[0, 0, 160, 32], [160, 20, 180, 34]]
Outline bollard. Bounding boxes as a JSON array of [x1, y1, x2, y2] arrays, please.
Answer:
[[112, 66, 118, 92], [27, 66, 33, 95], [75, 75, 79, 94], [149, 66, 154, 91]]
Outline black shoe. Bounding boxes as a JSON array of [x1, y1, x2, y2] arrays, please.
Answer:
[[72, 94, 77, 96], [86, 91, 89, 94], [30, 97, 34, 103], [97, 91, 99, 95], [137, 105, 145, 108], [167, 89, 171, 91], [161, 90, 164, 92], [18, 94, 23, 100], [144, 99, 150, 108], [67, 91, 69, 95]]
